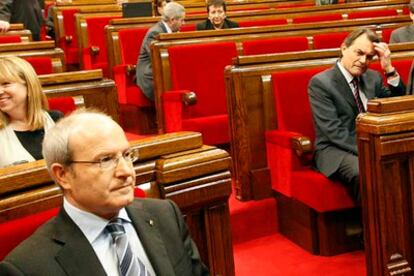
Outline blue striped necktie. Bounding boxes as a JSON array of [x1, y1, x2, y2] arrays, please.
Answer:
[[106, 218, 150, 276]]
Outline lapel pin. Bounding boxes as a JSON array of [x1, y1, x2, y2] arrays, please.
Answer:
[[148, 219, 154, 226]]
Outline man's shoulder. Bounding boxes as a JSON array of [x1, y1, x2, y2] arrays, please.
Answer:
[[2, 216, 60, 268]]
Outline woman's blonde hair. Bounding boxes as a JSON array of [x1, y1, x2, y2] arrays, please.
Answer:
[[0, 57, 48, 130]]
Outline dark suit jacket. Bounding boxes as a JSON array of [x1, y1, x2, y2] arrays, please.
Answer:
[[136, 21, 167, 101], [389, 25, 414, 44], [0, 0, 43, 41], [0, 199, 209, 276], [308, 63, 405, 177], [196, 18, 239, 30]]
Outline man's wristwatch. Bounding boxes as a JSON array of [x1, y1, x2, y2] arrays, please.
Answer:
[[385, 69, 398, 78]]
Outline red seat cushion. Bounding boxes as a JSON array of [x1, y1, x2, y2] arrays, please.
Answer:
[[0, 35, 21, 44], [243, 36, 309, 55], [313, 32, 349, 50], [292, 169, 355, 212]]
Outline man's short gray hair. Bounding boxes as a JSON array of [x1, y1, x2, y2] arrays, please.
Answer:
[[42, 109, 113, 173], [162, 2, 185, 21]]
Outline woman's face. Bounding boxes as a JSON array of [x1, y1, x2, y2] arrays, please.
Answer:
[[0, 81, 28, 115]]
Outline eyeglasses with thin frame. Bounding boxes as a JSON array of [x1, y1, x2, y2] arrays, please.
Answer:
[[69, 148, 139, 170]]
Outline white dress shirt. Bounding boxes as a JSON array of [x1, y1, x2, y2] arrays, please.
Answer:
[[63, 198, 156, 276]]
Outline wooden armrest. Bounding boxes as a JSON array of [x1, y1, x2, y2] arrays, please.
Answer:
[[182, 91, 197, 106], [291, 136, 312, 157], [126, 64, 136, 76], [90, 46, 100, 56], [65, 35, 72, 43]]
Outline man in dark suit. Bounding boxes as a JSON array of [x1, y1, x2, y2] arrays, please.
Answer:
[[0, 109, 208, 276], [196, 0, 239, 31], [390, 3, 414, 44], [308, 28, 406, 201], [136, 2, 185, 101], [0, 0, 43, 41]]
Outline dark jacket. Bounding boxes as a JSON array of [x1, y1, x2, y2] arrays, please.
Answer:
[[196, 18, 239, 30], [0, 199, 209, 276], [308, 63, 405, 177], [0, 0, 43, 41]]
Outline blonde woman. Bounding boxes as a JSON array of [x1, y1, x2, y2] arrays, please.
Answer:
[[0, 56, 63, 167]]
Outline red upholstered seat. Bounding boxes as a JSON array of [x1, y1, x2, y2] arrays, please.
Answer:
[[369, 59, 412, 85], [180, 24, 196, 32], [24, 57, 54, 75], [242, 36, 309, 55], [238, 19, 287, 28], [0, 35, 21, 44], [266, 67, 355, 212], [81, 15, 121, 77], [0, 208, 59, 260], [48, 97, 76, 115], [114, 27, 152, 107], [313, 32, 349, 50], [292, 14, 342, 24], [59, 9, 80, 65], [347, 9, 398, 19], [163, 42, 237, 145], [381, 28, 395, 43]]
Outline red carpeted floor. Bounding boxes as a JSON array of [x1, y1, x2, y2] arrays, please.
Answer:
[[230, 194, 366, 276]]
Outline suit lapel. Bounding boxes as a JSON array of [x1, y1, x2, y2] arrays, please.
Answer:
[[53, 209, 107, 276], [333, 64, 358, 109], [126, 201, 175, 275]]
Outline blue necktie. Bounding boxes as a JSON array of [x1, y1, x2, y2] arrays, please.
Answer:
[[106, 218, 149, 276]]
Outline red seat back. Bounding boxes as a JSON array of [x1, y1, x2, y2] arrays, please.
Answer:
[[24, 57, 54, 75], [313, 32, 349, 50], [292, 13, 342, 24], [381, 27, 395, 43], [0, 35, 21, 44], [168, 42, 238, 118], [48, 97, 76, 115], [59, 8, 80, 64], [118, 27, 149, 65], [83, 15, 121, 74], [0, 208, 59, 260], [272, 66, 330, 138], [347, 9, 398, 19], [242, 36, 309, 55], [238, 18, 287, 28], [180, 24, 196, 32], [369, 59, 412, 85]]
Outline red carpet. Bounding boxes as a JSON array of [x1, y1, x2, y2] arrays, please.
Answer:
[[230, 194, 366, 276]]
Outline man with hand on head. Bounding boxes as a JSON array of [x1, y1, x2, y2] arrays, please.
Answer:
[[136, 2, 185, 101], [0, 109, 209, 276], [308, 28, 405, 202], [196, 0, 238, 30]]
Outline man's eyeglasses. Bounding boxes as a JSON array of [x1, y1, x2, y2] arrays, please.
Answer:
[[69, 148, 139, 170]]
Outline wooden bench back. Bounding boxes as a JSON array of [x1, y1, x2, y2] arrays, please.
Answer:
[[0, 41, 65, 73], [0, 131, 234, 276], [224, 42, 414, 200], [150, 17, 409, 133], [39, 69, 119, 122]]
